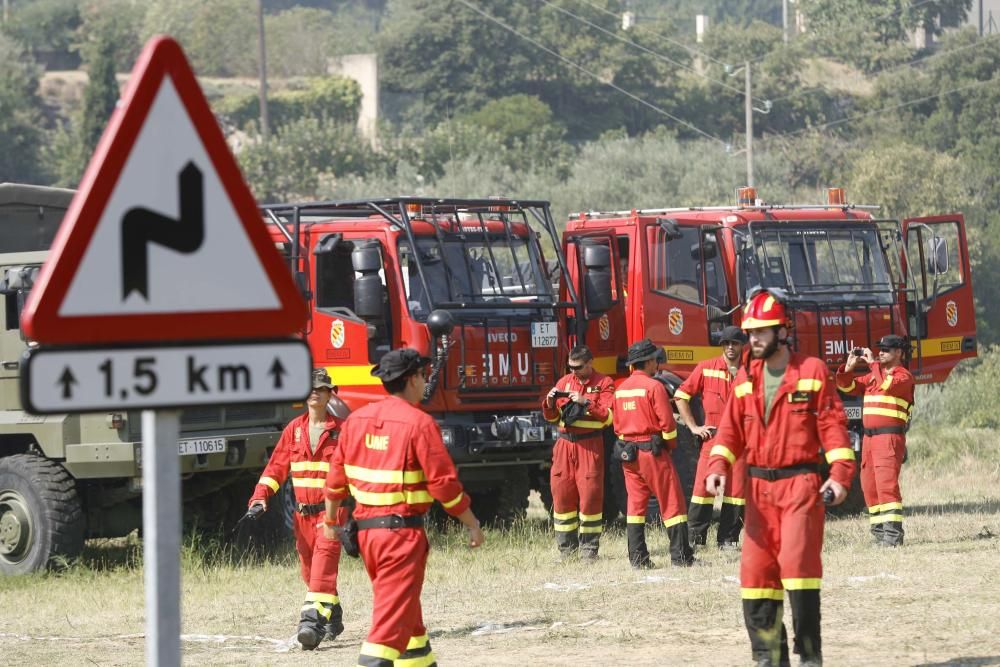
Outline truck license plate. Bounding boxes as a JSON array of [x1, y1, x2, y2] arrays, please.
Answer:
[[178, 437, 227, 456], [844, 407, 861, 421], [531, 322, 557, 348]]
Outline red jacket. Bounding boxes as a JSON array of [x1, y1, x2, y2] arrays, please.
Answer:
[[612, 370, 678, 447], [251, 411, 342, 506], [541, 370, 615, 434], [674, 355, 736, 428], [709, 353, 856, 487], [835, 361, 914, 430], [324, 395, 471, 521]]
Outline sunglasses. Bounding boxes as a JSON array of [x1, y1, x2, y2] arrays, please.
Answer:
[[568, 363, 587, 371], [722, 341, 743, 347]]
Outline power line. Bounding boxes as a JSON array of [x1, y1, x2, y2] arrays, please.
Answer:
[[453, 0, 729, 146]]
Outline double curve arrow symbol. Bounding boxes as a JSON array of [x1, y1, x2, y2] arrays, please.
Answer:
[[121, 162, 206, 300]]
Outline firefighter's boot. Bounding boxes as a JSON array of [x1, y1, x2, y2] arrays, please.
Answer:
[[554, 528, 579, 558], [667, 522, 695, 566], [296, 607, 325, 651], [324, 602, 344, 641], [626, 522, 654, 569], [687, 497, 713, 547], [743, 598, 791, 667], [788, 589, 822, 665], [868, 507, 884, 544], [717, 502, 744, 547], [578, 513, 602, 560], [882, 520, 904, 547]]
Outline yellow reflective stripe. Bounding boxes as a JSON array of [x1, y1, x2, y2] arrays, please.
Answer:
[[571, 418, 609, 429], [868, 503, 882, 514], [553, 510, 578, 520], [406, 634, 430, 651], [305, 591, 339, 604], [290, 461, 330, 472], [292, 477, 325, 488], [864, 394, 911, 409], [545, 413, 560, 423], [602, 410, 614, 426], [396, 653, 437, 667], [838, 381, 856, 392], [734, 382, 754, 398], [710, 444, 736, 465], [626, 515, 646, 524], [327, 364, 381, 387], [879, 513, 904, 521], [796, 378, 823, 392], [662, 429, 677, 440], [345, 464, 427, 485], [825, 447, 856, 463], [703, 369, 729, 380], [441, 492, 464, 509], [673, 389, 692, 401], [663, 514, 688, 528], [763, 295, 775, 310], [782, 578, 821, 590], [302, 602, 333, 619], [742, 588, 784, 600], [348, 485, 433, 506], [615, 388, 647, 398], [863, 407, 909, 420], [579, 525, 603, 534], [881, 501, 903, 511], [880, 376, 892, 390], [259, 476, 280, 493], [327, 485, 347, 495], [554, 522, 579, 532], [690, 495, 714, 505], [579, 512, 603, 522], [722, 496, 746, 506], [361, 642, 400, 661]]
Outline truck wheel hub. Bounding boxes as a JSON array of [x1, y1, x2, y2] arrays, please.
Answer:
[[0, 491, 32, 561]]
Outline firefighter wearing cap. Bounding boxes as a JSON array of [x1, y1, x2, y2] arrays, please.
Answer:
[[249, 368, 347, 650], [324, 348, 484, 667], [706, 290, 856, 667], [542, 345, 615, 560], [675, 325, 748, 548], [836, 335, 914, 547], [613, 338, 695, 568]]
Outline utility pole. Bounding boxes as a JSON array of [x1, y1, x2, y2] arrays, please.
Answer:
[[3, 0, 9, 26], [256, 0, 270, 145], [783, 0, 789, 43], [744, 60, 754, 187]]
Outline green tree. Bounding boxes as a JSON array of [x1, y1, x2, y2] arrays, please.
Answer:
[[78, 32, 119, 162], [142, 0, 257, 76], [0, 34, 48, 183], [1, 0, 82, 68]]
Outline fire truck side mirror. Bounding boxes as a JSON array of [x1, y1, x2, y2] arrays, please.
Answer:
[[656, 218, 683, 240], [927, 236, 949, 275], [352, 243, 386, 321], [581, 243, 613, 315]]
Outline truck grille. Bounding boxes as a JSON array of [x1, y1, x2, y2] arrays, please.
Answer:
[[126, 404, 283, 440]]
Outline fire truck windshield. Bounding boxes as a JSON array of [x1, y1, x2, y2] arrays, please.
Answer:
[[398, 235, 553, 318], [742, 224, 903, 305]]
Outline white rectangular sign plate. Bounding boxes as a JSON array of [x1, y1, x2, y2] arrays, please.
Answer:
[[844, 406, 861, 421], [178, 437, 226, 456], [23, 339, 311, 414], [531, 321, 557, 348]]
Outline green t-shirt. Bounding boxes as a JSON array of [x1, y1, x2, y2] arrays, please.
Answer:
[[763, 363, 787, 424], [309, 423, 326, 454]]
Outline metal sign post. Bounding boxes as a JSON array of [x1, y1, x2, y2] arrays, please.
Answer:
[[142, 410, 182, 666]]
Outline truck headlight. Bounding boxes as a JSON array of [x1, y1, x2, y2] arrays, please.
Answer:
[[441, 427, 455, 446]]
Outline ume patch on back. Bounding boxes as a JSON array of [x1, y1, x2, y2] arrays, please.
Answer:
[[365, 433, 389, 450]]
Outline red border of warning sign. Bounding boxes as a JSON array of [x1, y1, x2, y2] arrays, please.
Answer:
[[21, 36, 308, 345]]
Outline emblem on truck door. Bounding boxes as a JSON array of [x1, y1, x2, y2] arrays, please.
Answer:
[[946, 300, 958, 327], [668, 307, 684, 335], [331, 319, 345, 348]]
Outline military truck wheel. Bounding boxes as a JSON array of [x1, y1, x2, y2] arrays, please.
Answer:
[[0, 454, 85, 574], [470, 468, 530, 527], [228, 477, 295, 554], [827, 473, 866, 516]]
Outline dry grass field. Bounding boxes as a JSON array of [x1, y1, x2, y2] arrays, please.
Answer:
[[2, 426, 999, 666]]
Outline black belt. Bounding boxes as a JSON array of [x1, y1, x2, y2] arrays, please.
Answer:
[[296, 502, 325, 516], [356, 514, 424, 531], [558, 431, 601, 443], [748, 464, 821, 482], [864, 426, 906, 437]]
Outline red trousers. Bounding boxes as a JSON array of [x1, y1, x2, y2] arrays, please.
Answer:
[[860, 434, 905, 510], [740, 473, 824, 593], [622, 450, 687, 525], [355, 527, 436, 666], [293, 507, 345, 595], [550, 434, 605, 541]]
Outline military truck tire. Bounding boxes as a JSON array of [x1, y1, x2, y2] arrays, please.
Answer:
[[0, 454, 85, 575], [827, 472, 866, 517], [470, 468, 530, 527]]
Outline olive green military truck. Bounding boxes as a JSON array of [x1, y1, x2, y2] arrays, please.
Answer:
[[0, 183, 298, 574]]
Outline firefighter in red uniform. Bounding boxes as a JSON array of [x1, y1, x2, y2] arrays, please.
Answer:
[[542, 345, 614, 560], [613, 339, 695, 568], [706, 290, 856, 667], [248, 368, 346, 650], [675, 325, 748, 548], [323, 348, 484, 667], [836, 334, 914, 546]]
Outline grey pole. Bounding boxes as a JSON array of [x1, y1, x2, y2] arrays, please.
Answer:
[[783, 0, 789, 43], [745, 61, 754, 187], [142, 409, 182, 667], [256, 0, 270, 145]]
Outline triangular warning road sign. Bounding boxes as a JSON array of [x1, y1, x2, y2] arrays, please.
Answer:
[[21, 36, 308, 346]]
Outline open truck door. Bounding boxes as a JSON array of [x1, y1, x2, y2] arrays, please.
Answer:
[[902, 214, 977, 382], [562, 231, 627, 378]]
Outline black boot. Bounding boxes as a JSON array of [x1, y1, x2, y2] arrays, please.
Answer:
[[627, 521, 654, 568], [324, 602, 344, 640], [717, 502, 744, 547], [743, 598, 790, 667], [688, 498, 713, 547], [554, 512, 580, 557], [579, 512, 602, 560], [667, 521, 695, 566], [882, 520, 904, 547], [788, 589, 822, 664], [297, 606, 325, 650]]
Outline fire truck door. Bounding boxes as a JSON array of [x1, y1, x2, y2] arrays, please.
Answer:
[[563, 232, 627, 377], [902, 214, 977, 380]]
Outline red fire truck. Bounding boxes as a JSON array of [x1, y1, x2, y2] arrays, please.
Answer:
[[260, 197, 590, 521], [562, 186, 977, 512]]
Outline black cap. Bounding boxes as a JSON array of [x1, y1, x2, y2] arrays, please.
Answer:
[[312, 368, 336, 391], [627, 338, 660, 366], [371, 348, 431, 382], [719, 325, 748, 344], [877, 334, 908, 351]]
